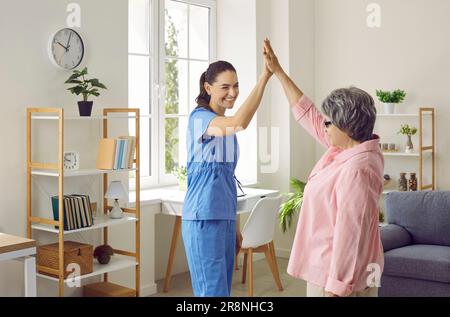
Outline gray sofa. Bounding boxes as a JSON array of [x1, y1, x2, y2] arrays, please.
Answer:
[[380, 191, 450, 297]]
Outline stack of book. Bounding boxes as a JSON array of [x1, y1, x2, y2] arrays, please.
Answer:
[[52, 195, 94, 231], [96, 137, 136, 170]]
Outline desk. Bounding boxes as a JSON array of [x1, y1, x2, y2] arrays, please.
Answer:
[[0, 233, 37, 297], [153, 187, 279, 292]]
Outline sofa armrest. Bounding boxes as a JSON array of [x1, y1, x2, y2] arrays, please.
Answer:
[[380, 224, 412, 252]]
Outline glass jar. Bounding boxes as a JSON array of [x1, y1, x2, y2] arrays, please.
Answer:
[[409, 173, 418, 191], [398, 173, 408, 191]]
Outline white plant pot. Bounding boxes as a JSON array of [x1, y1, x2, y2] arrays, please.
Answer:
[[383, 103, 396, 114]]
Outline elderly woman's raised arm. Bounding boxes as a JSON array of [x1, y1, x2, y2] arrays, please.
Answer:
[[263, 39, 330, 148]]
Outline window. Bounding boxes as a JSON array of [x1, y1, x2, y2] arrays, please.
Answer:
[[129, 0, 216, 188]]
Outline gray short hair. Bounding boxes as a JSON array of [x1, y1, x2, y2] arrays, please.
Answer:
[[322, 87, 376, 142]]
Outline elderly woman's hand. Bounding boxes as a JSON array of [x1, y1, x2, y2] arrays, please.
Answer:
[[263, 39, 282, 75]]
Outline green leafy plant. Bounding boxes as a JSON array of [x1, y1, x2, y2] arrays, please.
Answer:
[[376, 89, 406, 104], [172, 166, 187, 182], [65, 67, 107, 102], [379, 210, 385, 223], [165, 10, 180, 173], [173, 166, 187, 190], [398, 124, 417, 136], [279, 178, 306, 233]]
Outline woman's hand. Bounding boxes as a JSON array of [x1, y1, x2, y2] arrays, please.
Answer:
[[263, 39, 283, 75], [262, 41, 273, 79], [262, 38, 304, 106], [325, 291, 339, 297]]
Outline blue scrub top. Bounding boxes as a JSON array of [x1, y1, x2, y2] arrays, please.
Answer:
[[182, 107, 240, 220]]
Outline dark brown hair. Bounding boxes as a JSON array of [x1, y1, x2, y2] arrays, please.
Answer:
[[196, 61, 237, 108]]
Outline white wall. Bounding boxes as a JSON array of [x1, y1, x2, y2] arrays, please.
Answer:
[[315, 0, 448, 191], [217, 0, 258, 186], [0, 0, 128, 296]]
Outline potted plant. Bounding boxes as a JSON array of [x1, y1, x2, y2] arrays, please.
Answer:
[[173, 166, 187, 191], [65, 67, 107, 116], [279, 178, 306, 233], [376, 89, 406, 114], [398, 124, 418, 153]]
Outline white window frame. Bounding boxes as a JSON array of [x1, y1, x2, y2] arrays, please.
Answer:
[[129, 0, 216, 189], [157, 0, 216, 186]]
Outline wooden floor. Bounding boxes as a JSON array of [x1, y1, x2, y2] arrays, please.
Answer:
[[150, 258, 307, 297]]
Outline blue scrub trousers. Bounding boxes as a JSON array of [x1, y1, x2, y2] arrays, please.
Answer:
[[182, 220, 236, 297]]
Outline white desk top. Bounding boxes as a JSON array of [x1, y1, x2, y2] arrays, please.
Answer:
[[129, 187, 280, 213], [131, 186, 278, 203]]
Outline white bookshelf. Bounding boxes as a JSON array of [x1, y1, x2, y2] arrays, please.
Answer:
[[31, 168, 137, 177], [31, 214, 137, 234], [377, 113, 432, 118], [37, 256, 138, 283], [27, 107, 141, 296], [376, 107, 436, 192], [31, 114, 151, 121], [382, 152, 420, 157]]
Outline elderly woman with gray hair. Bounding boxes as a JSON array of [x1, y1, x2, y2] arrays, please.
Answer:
[[263, 40, 384, 297]]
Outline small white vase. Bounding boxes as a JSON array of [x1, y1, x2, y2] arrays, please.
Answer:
[[383, 103, 396, 114]]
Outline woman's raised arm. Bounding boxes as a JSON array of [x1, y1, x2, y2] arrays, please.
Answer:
[[263, 39, 304, 107]]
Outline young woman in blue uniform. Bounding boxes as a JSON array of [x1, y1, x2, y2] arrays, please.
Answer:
[[182, 55, 272, 297]]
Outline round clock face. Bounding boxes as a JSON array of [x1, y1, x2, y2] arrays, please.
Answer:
[[49, 28, 84, 70], [64, 151, 80, 170]]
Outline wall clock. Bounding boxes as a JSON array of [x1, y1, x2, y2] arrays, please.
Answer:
[[63, 151, 80, 171], [48, 28, 84, 70]]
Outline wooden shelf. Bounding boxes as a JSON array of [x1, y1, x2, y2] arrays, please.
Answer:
[[31, 168, 137, 177], [31, 214, 137, 234], [37, 255, 138, 283]]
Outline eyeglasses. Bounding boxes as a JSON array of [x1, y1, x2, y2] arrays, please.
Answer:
[[323, 120, 333, 128]]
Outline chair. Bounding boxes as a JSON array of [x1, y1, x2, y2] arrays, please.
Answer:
[[380, 191, 450, 297], [238, 196, 283, 296]]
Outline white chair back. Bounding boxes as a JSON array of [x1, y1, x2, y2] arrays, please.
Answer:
[[241, 196, 282, 249]]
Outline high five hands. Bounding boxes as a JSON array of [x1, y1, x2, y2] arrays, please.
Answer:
[[263, 38, 282, 76]]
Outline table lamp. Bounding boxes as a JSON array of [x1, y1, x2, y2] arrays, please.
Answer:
[[105, 181, 127, 219]]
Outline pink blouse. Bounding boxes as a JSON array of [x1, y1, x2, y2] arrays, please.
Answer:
[[287, 95, 384, 297]]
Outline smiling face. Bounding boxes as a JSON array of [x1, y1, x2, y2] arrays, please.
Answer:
[[204, 70, 239, 112]]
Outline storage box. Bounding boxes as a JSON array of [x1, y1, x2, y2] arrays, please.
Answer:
[[83, 282, 136, 297], [37, 241, 93, 278]]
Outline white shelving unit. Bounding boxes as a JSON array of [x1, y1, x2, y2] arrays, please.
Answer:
[[27, 107, 141, 297], [31, 214, 138, 234], [31, 168, 137, 178], [383, 152, 420, 157], [37, 256, 138, 283], [377, 109, 436, 194]]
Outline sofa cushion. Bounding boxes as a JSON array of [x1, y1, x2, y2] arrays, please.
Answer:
[[383, 244, 450, 283], [380, 224, 412, 252], [385, 191, 450, 246]]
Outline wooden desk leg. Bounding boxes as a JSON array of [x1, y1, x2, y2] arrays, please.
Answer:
[[24, 256, 37, 297], [235, 215, 242, 271], [163, 216, 182, 293]]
